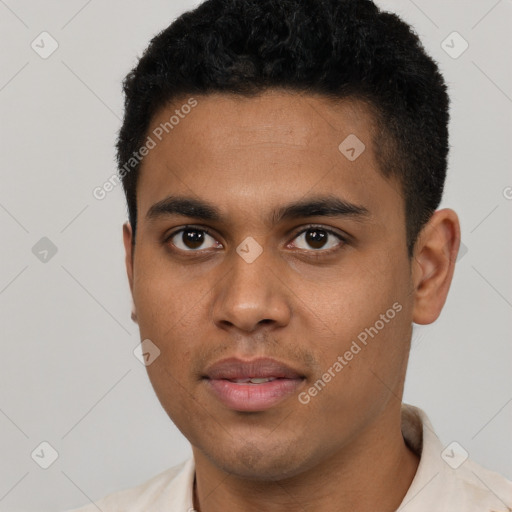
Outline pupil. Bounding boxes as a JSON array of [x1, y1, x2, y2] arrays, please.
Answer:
[[184, 229, 204, 249], [306, 229, 327, 249]]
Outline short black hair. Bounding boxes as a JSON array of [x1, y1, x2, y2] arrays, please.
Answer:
[[117, 0, 450, 255]]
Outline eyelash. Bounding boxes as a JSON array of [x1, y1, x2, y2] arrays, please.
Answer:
[[164, 224, 348, 257], [291, 224, 348, 257]]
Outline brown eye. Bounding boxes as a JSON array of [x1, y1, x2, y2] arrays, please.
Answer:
[[305, 229, 328, 249], [292, 227, 345, 251], [168, 228, 220, 251]]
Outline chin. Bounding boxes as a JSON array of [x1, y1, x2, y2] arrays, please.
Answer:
[[203, 441, 317, 482]]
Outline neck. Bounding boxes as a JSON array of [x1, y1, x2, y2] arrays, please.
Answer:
[[192, 405, 420, 512]]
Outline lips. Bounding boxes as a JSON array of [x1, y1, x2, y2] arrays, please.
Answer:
[[203, 357, 305, 411], [204, 357, 303, 381]]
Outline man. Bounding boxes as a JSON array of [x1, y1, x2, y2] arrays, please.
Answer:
[[68, 0, 512, 510]]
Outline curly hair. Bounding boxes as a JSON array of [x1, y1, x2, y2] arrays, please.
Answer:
[[117, 0, 450, 255]]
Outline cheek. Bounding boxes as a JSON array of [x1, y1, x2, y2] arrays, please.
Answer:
[[295, 255, 407, 341], [296, 256, 411, 393], [144, 358, 199, 441], [299, 310, 411, 429], [133, 252, 202, 335]]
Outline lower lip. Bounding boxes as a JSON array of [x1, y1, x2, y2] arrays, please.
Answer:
[[205, 378, 304, 411]]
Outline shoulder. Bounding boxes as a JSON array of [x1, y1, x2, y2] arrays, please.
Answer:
[[452, 456, 512, 511], [63, 458, 191, 512], [400, 404, 512, 511]]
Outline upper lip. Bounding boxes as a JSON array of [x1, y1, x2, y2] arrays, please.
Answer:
[[204, 357, 304, 380]]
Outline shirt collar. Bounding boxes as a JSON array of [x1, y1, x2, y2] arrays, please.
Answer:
[[398, 403, 511, 511]]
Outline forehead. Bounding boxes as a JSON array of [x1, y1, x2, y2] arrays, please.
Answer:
[[150, 91, 376, 155], [136, 90, 401, 225], [175, 90, 373, 141]]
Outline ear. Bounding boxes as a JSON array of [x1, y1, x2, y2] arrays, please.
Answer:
[[411, 209, 461, 325], [122, 222, 137, 322]]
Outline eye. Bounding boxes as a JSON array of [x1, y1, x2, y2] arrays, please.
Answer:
[[165, 224, 347, 254], [166, 226, 221, 251], [290, 226, 346, 252]]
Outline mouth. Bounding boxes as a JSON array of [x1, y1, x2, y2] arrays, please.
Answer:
[[203, 357, 305, 411], [225, 377, 280, 384]]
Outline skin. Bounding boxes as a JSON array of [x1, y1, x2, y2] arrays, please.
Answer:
[[123, 90, 460, 512]]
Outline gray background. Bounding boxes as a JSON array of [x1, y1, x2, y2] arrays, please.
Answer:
[[0, 0, 511, 510]]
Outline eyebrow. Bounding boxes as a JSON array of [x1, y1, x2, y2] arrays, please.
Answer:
[[145, 194, 370, 226]]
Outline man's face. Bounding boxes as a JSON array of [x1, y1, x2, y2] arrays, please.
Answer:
[[126, 91, 415, 479]]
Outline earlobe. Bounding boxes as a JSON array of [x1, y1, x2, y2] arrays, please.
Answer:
[[411, 209, 461, 325]]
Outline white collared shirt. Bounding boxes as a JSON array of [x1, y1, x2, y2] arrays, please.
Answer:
[[65, 404, 512, 511]]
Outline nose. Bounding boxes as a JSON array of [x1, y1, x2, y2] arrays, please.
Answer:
[[212, 245, 292, 334]]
